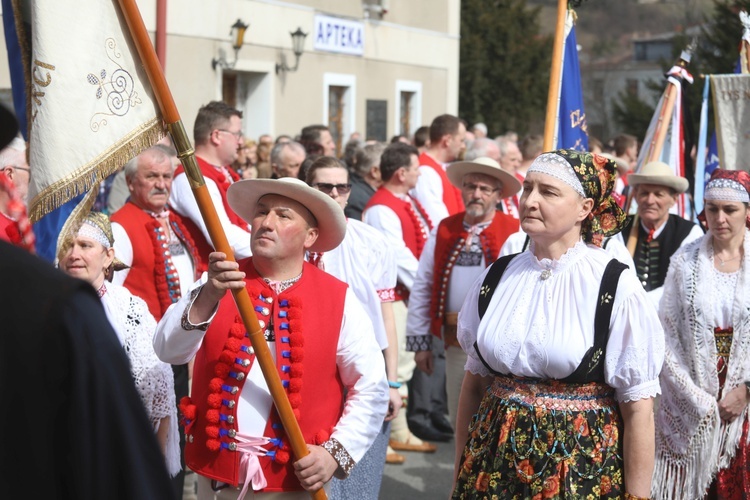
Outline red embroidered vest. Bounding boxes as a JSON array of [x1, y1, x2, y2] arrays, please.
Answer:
[[174, 156, 247, 262], [111, 202, 205, 320], [418, 152, 465, 216], [364, 188, 433, 259], [429, 211, 518, 338], [182, 260, 347, 492]]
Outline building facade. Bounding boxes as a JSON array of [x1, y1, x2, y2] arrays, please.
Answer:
[[0, 0, 460, 154]]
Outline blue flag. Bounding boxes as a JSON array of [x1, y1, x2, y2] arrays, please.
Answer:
[[556, 17, 588, 152]]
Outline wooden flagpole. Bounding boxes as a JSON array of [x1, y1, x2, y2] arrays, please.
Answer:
[[625, 54, 689, 256], [116, 2, 326, 498], [543, 0, 568, 151]]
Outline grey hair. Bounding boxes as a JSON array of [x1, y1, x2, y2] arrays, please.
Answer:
[[464, 138, 499, 162], [270, 140, 305, 166], [0, 136, 26, 170], [354, 142, 386, 177], [124, 146, 170, 181]]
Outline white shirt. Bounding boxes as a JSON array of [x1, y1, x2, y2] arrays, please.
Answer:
[[153, 277, 389, 463], [500, 229, 637, 272], [406, 225, 488, 342], [170, 168, 252, 259], [609, 219, 704, 309], [111, 220, 195, 298], [310, 219, 397, 350], [363, 196, 427, 291], [458, 241, 665, 403], [411, 155, 449, 225]]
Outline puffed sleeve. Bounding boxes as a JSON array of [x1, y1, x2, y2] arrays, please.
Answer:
[[604, 270, 665, 403], [456, 265, 493, 377]]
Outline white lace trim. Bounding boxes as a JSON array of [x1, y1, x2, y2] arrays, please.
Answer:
[[653, 230, 750, 499], [528, 239, 588, 274], [527, 152, 586, 197], [102, 284, 181, 477]]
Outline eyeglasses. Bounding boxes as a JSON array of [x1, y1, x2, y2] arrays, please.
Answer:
[[217, 129, 243, 140], [463, 183, 499, 195], [313, 182, 352, 195], [1, 165, 30, 175]]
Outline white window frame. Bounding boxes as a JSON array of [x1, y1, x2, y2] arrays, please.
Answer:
[[323, 73, 357, 140], [394, 80, 423, 137]]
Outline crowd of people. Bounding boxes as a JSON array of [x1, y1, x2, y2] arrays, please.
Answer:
[[2, 99, 750, 500]]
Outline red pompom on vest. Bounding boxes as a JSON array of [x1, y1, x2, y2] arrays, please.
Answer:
[[429, 211, 519, 338], [111, 202, 206, 320], [183, 260, 348, 492]]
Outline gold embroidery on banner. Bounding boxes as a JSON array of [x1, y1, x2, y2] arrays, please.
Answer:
[[88, 38, 143, 132], [31, 59, 56, 123]]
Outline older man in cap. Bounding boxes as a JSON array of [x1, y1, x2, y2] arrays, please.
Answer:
[[405, 157, 520, 432], [154, 177, 388, 499], [613, 161, 703, 306]]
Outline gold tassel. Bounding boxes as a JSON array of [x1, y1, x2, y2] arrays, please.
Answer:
[[28, 118, 164, 222]]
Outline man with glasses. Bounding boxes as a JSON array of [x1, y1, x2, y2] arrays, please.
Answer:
[[170, 101, 252, 262], [0, 136, 31, 242], [405, 157, 519, 436]]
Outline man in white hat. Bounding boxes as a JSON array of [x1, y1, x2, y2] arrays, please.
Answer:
[[405, 157, 520, 433], [154, 177, 388, 499], [614, 160, 704, 306]]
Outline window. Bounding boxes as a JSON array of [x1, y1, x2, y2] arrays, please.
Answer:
[[323, 73, 356, 157], [394, 80, 422, 138]]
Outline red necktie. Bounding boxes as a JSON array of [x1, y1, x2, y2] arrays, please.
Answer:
[[646, 228, 655, 243], [309, 252, 325, 271]]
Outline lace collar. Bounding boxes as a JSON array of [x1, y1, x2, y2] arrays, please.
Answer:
[[528, 239, 588, 280]]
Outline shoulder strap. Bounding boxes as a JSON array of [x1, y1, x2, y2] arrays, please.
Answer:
[[477, 253, 518, 320], [522, 234, 531, 252], [561, 258, 628, 383]]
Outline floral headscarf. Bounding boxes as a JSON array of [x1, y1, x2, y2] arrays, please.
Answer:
[[698, 169, 750, 230], [532, 149, 627, 247]]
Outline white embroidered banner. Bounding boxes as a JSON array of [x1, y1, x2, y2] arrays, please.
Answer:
[[711, 74, 750, 173], [25, 0, 163, 222]]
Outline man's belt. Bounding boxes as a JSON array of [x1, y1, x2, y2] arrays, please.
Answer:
[[443, 312, 460, 347]]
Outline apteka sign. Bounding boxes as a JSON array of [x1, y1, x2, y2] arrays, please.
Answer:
[[313, 14, 364, 56]]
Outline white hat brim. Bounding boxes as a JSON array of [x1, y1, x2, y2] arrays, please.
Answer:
[[227, 178, 347, 252], [447, 159, 521, 199], [628, 174, 689, 193]]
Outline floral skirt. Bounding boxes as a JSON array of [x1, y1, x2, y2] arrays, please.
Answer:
[[453, 376, 623, 499]]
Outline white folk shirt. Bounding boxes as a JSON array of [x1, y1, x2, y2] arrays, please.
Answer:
[[458, 241, 665, 403], [406, 224, 489, 346], [153, 278, 388, 463], [111, 221, 195, 298], [308, 219, 397, 350], [410, 154, 449, 225], [170, 168, 253, 259], [362, 195, 428, 291], [609, 219, 704, 309]]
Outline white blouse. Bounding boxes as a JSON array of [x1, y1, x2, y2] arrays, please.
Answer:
[[712, 267, 740, 329], [457, 240, 665, 403], [314, 219, 397, 350]]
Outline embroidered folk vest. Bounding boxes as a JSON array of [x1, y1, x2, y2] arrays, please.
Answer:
[[182, 261, 348, 492]]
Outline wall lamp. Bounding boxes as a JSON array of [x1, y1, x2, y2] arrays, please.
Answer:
[[275, 27, 308, 75], [212, 18, 249, 70]]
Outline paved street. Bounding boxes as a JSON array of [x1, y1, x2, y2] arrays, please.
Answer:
[[379, 438, 456, 499]]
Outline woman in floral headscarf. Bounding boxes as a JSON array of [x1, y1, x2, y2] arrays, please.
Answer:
[[654, 169, 750, 500], [452, 149, 664, 499]]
